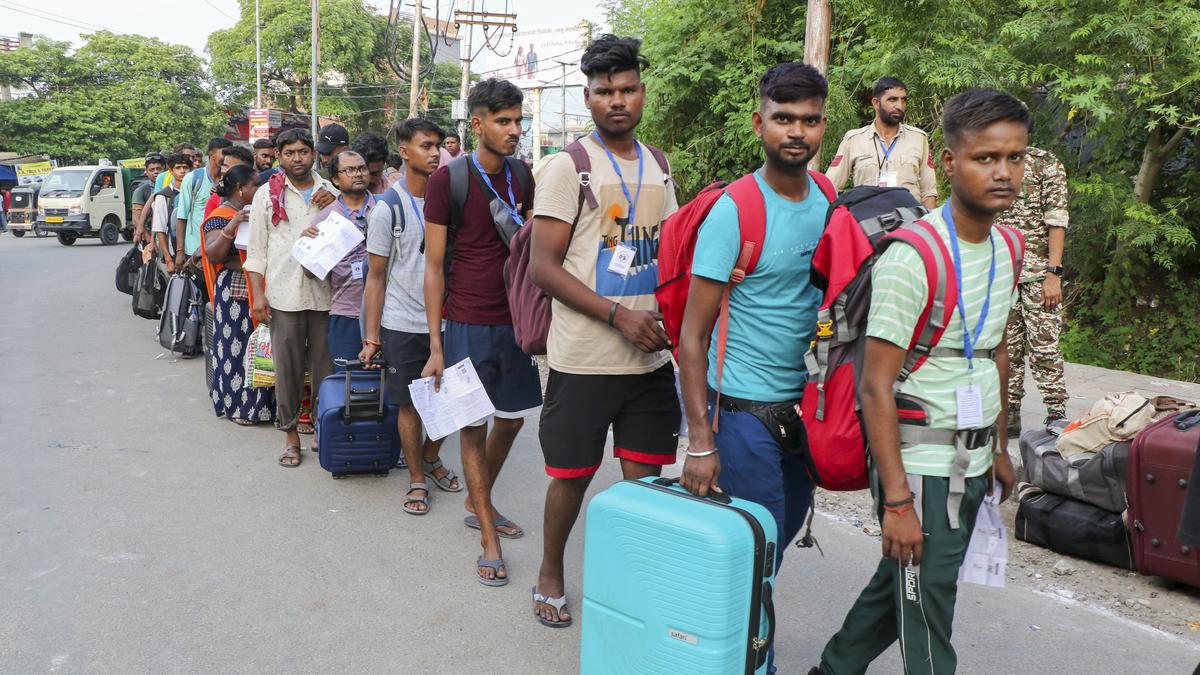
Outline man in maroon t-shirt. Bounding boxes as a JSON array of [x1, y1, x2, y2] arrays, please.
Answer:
[[422, 78, 541, 587]]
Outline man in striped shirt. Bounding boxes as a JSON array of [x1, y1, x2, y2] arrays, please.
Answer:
[[814, 88, 1027, 675]]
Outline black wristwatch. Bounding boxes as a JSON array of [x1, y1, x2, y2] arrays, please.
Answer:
[[1045, 265, 1064, 276]]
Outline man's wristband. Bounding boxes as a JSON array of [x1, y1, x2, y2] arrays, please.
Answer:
[[1045, 265, 1064, 276], [607, 302, 619, 327], [362, 338, 381, 348], [685, 448, 717, 458], [882, 492, 915, 508], [884, 502, 915, 516]]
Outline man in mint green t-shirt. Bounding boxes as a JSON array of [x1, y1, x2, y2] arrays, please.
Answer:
[[815, 88, 1029, 675]]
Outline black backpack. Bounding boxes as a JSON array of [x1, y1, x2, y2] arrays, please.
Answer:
[[132, 258, 168, 320], [115, 244, 143, 295], [157, 270, 203, 357], [442, 155, 532, 281]]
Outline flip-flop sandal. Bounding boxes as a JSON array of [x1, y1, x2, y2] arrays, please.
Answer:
[[231, 418, 256, 427], [403, 482, 430, 516], [296, 423, 315, 435], [532, 586, 572, 628], [464, 514, 525, 540], [476, 557, 509, 587], [278, 445, 301, 468], [423, 457, 463, 492]]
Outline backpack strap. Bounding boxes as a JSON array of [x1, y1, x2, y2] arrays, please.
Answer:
[[993, 224, 1025, 290], [504, 156, 533, 209], [880, 218, 959, 382], [645, 144, 672, 189], [379, 187, 408, 276], [807, 169, 837, 203], [710, 174, 768, 432], [444, 156, 471, 285], [564, 141, 598, 210]]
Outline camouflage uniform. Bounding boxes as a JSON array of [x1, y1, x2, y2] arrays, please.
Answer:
[[997, 147, 1069, 419]]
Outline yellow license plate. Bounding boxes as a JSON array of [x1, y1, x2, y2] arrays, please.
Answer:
[[46, 216, 64, 223]]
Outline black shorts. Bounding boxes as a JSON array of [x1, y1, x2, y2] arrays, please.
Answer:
[[538, 362, 681, 478], [382, 328, 432, 407]]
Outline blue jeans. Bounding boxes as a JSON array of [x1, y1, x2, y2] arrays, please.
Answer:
[[327, 314, 363, 371], [709, 402, 815, 674]]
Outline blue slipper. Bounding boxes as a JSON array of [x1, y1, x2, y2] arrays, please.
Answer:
[[477, 557, 509, 587], [464, 514, 525, 539]]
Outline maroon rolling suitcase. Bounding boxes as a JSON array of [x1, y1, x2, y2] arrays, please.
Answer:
[[1128, 409, 1200, 587]]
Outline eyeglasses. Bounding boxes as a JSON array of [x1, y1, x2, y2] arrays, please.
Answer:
[[337, 166, 368, 176]]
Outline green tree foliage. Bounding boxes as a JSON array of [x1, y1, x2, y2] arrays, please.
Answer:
[[207, 0, 387, 117], [0, 32, 225, 163], [611, 0, 1200, 379]]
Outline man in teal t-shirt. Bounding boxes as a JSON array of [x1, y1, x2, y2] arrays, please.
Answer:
[[815, 88, 1028, 675], [678, 62, 832, 675], [173, 138, 230, 267]]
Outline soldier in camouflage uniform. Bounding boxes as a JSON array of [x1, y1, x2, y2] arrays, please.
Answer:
[[997, 146, 1069, 432]]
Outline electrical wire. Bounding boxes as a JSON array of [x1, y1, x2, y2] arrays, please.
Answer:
[[201, 0, 236, 21], [0, 0, 116, 33]]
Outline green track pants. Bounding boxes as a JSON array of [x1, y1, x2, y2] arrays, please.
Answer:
[[819, 473, 989, 675]]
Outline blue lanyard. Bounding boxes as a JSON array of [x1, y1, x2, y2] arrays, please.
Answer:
[[942, 202, 996, 370], [470, 153, 524, 226], [877, 134, 899, 167], [397, 180, 425, 237], [337, 194, 371, 231], [591, 131, 644, 227]]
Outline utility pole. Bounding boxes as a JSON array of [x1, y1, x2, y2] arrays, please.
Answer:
[[453, 5, 518, 147], [255, 0, 262, 108], [558, 61, 568, 148], [407, 0, 423, 118], [531, 87, 542, 160], [310, 0, 320, 137], [804, 0, 832, 165]]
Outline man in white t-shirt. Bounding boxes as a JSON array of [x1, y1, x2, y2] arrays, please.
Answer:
[[360, 118, 461, 515]]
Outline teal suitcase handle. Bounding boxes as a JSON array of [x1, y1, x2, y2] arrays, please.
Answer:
[[652, 477, 733, 505]]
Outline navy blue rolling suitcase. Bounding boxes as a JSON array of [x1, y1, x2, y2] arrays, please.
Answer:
[[316, 361, 401, 478], [580, 477, 779, 675]]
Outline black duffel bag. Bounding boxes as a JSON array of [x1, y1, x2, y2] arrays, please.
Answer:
[[1014, 483, 1135, 570]]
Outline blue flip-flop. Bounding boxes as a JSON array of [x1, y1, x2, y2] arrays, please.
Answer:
[[464, 514, 525, 539], [532, 586, 572, 628], [476, 557, 509, 587]]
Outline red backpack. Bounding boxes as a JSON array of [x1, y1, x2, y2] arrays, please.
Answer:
[[655, 170, 836, 429], [799, 186, 1025, 491]]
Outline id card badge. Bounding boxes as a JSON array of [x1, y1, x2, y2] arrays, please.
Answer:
[[351, 260, 365, 280], [608, 243, 636, 278], [878, 171, 899, 187], [956, 384, 984, 429]]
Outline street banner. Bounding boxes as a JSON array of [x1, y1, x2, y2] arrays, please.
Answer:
[[15, 161, 52, 177]]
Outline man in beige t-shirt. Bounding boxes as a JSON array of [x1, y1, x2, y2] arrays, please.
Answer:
[[527, 34, 681, 629], [825, 76, 939, 208]]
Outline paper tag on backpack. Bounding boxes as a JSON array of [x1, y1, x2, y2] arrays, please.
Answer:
[[956, 384, 984, 429], [877, 171, 899, 187], [608, 243, 636, 277]]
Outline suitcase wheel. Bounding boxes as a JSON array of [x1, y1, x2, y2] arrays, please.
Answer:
[[375, 471, 388, 477], [348, 434, 355, 442], [332, 473, 346, 479]]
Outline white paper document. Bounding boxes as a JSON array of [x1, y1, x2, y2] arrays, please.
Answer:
[[290, 212, 364, 279], [408, 358, 496, 441], [234, 205, 252, 250], [958, 486, 1007, 588]]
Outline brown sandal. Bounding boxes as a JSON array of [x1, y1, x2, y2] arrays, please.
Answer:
[[279, 445, 302, 468]]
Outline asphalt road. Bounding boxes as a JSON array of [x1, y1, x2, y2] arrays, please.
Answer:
[[1, 235, 1197, 674]]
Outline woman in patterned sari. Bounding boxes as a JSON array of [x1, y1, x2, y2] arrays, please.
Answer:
[[201, 164, 276, 425]]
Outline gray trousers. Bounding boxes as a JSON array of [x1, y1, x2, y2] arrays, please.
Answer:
[[270, 309, 332, 432]]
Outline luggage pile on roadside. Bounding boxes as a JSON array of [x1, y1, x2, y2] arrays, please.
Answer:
[[1016, 391, 1200, 587]]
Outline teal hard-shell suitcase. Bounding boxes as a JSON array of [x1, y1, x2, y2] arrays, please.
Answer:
[[580, 476, 779, 675]]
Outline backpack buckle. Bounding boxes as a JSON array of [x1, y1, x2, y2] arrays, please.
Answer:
[[578, 171, 591, 188], [816, 320, 834, 338]]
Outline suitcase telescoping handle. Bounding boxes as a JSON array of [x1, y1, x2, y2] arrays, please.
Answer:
[[652, 477, 732, 505], [1174, 410, 1200, 431], [336, 358, 387, 420]]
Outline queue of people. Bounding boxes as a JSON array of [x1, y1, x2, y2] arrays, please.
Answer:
[[116, 31, 1069, 674]]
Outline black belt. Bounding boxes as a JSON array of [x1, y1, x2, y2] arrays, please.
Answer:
[[708, 391, 793, 414]]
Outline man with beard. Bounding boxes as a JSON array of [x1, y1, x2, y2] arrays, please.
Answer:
[[422, 78, 541, 587], [244, 128, 338, 469], [528, 34, 678, 629], [811, 88, 1025, 675], [678, 62, 835, 674], [252, 138, 277, 172], [826, 76, 938, 208]]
